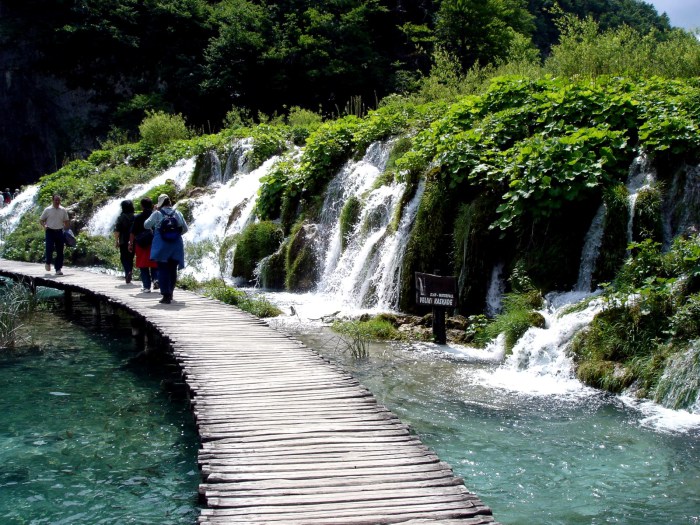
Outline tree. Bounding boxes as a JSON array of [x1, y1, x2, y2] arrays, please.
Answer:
[[434, 0, 535, 70]]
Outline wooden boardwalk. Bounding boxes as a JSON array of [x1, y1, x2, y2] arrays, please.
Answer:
[[0, 260, 498, 525]]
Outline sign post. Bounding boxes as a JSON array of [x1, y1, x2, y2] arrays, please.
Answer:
[[415, 272, 457, 345]]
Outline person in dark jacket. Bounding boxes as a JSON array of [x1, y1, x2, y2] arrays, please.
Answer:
[[129, 197, 159, 293], [113, 200, 135, 283]]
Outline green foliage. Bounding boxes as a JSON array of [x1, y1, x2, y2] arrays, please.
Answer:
[[480, 290, 544, 351], [340, 317, 404, 341], [202, 281, 282, 318], [223, 106, 254, 130], [632, 186, 663, 243], [545, 15, 700, 79], [256, 158, 300, 222], [138, 110, 190, 148], [232, 221, 284, 281], [249, 125, 287, 168], [573, 235, 700, 397], [399, 75, 700, 232], [1, 210, 46, 263], [287, 106, 323, 144], [594, 184, 630, 284], [298, 116, 361, 194]]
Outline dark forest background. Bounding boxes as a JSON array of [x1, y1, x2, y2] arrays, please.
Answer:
[[0, 0, 671, 188]]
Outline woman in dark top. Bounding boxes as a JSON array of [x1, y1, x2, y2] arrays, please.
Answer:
[[129, 197, 159, 293], [113, 200, 135, 283]]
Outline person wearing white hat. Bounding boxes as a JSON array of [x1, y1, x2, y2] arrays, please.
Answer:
[[143, 194, 188, 304]]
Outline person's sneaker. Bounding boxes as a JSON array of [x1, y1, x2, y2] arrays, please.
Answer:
[[141, 288, 151, 293], [153, 281, 160, 290], [55, 270, 63, 276], [159, 295, 171, 304], [126, 272, 132, 284], [45, 263, 51, 271]]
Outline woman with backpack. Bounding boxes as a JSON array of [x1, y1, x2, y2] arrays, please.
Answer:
[[143, 194, 188, 304], [129, 197, 159, 293]]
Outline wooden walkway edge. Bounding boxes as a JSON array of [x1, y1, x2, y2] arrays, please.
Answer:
[[0, 260, 498, 525]]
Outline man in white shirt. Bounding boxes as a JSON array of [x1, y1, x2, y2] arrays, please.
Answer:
[[39, 194, 70, 275]]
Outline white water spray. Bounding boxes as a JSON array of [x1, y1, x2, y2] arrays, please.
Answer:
[[0, 185, 39, 242], [86, 158, 195, 237]]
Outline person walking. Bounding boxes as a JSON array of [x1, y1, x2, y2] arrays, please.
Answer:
[[39, 194, 70, 275], [113, 199, 135, 283], [144, 194, 188, 304], [129, 197, 159, 293]]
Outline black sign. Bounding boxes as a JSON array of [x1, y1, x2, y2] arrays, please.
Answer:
[[415, 272, 457, 307]]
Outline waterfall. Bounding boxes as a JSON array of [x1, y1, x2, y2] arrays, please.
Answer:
[[653, 342, 700, 413], [181, 154, 281, 280], [0, 185, 39, 242], [373, 179, 425, 310], [315, 141, 416, 308], [575, 205, 606, 292], [86, 158, 195, 237], [663, 163, 700, 245], [207, 150, 223, 184], [478, 291, 603, 395], [222, 138, 253, 182], [485, 262, 506, 316], [317, 141, 393, 273]]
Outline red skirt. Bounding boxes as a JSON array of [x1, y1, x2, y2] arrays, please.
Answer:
[[135, 244, 157, 268]]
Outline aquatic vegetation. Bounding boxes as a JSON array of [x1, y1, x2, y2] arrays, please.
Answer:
[[0, 281, 38, 348]]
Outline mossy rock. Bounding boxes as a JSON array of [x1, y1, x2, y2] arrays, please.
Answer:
[[339, 195, 362, 251], [232, 221, 284, 281], [285, 221, 319, 291], [575, 360, 634, 393], [257, 246, 287, 289]]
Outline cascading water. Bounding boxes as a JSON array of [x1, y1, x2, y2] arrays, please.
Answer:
[[485, 262, 506, 316], [663, 162, 700, 246], [478, 290, 603, 395], [373, 179, 425, 311], [181, 154, 280, 280], [575, 204, 606, 292], [317, 141, 393, 281], [222, 138, 253, 182], [0, 185, 39, 242], [625, 153, 656, 249], [86, 158, 195, 237], [315, 141, 424, 309]]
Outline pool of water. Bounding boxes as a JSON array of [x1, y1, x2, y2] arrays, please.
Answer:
[[267, 314, 700, 525], [0, 297, 200, 524]]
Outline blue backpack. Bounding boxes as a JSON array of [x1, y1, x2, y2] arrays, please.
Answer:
[[159, 209, 181, 242]]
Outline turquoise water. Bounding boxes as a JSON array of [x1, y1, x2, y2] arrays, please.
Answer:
[[0, 298, 200, 524], [289, 330, 700, 525]]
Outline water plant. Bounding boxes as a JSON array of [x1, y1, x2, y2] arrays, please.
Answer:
[[0, 280, 38, 348]]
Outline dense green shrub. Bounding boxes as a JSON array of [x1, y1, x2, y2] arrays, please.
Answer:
[[138, 110, 190, 148], [632, 186, 664, 243], [249, 125, 287, 168]]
